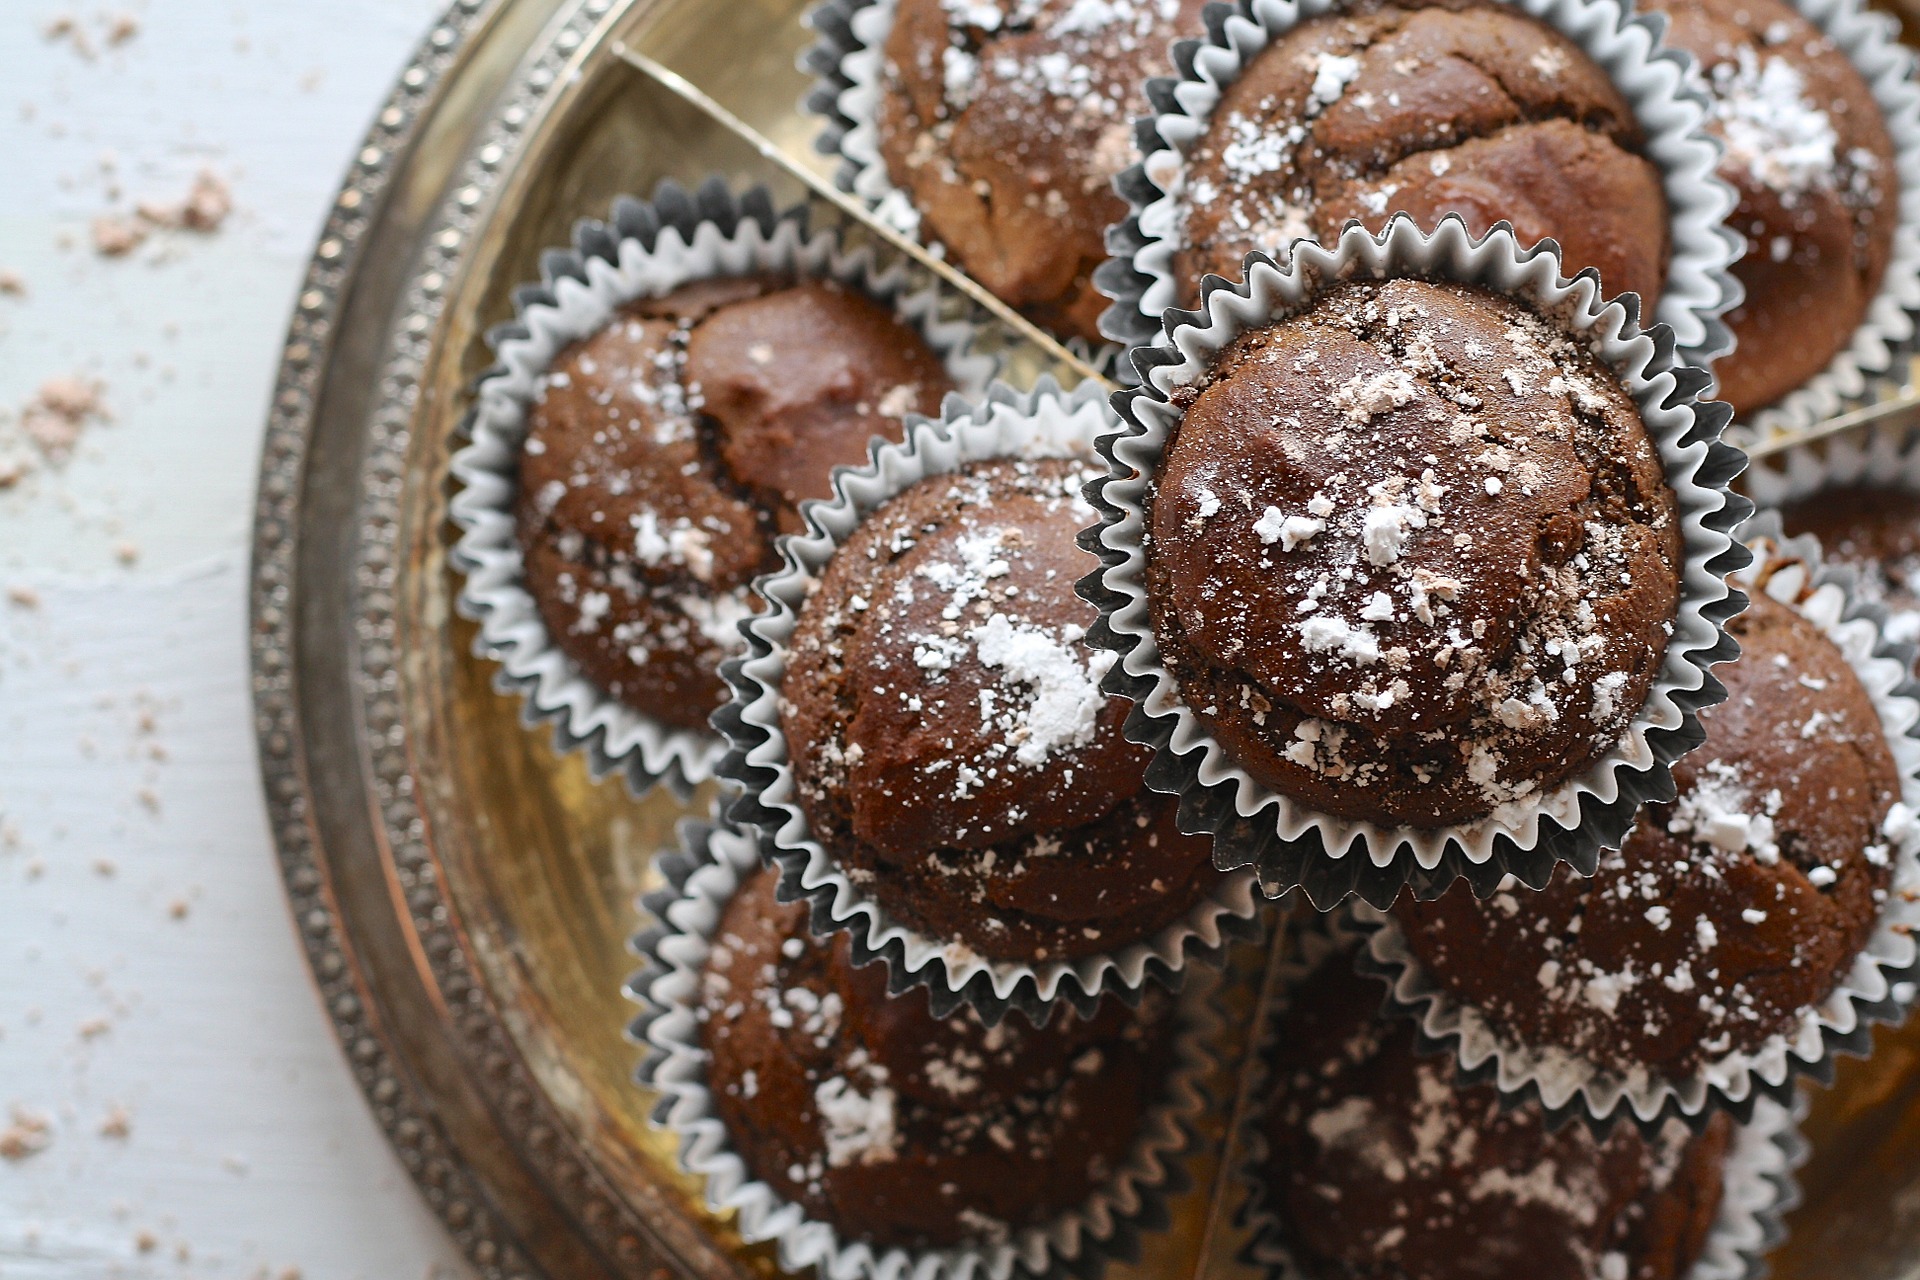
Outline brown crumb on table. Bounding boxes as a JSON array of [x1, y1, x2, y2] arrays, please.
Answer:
[[116, 541, 140, 566], [134, 1230, 158, 1253], [77, 1017, 110, 1040], [167, 898, 189, 920], [0, 1107, 51, 1161], [137, 170, 232, 234], [19, 374, 108, 462], [6, 585, 40, 609], [91, 213, 147, 257], [103, 11, 138, 45], [0, 269, 23, 296], [99, 1104, 131, 1140], [42, 14, 95, 59], [91, 857, 116, 876]]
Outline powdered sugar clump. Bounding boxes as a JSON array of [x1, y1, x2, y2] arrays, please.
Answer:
[[1707, 47, 1839, 198], [815, 1070, 901, 1168], [969, 613, 1114, 766]]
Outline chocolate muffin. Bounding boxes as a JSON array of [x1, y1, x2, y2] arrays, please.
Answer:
[[1148, 278, 1682, 828], [1641, 0, 1897, 415], [1258, 954, 1731, 1280], [699, 863, 1180, 1249], [1393, 589, 1903, 1080], [515, 276, 953, 731], [782, 454, 1220, 962], [1171, 0, 1668, 308], [876, 0, 1208, 343], [1780, 483, 1920, 644]]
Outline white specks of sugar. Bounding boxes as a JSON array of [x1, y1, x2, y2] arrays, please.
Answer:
[[631, 510, 717, 582], [1696, 917, 1718, 952], [968, 614, 1112, 766], [1361, 503, 1425, 567], [1708, 47, 1838, 197], [815, 1073, 900, 1168], [1255, 506, 1324, 550], [1306, 1095, 1376, 1148], [1590, 670, 1630, 724], [1467, 1160, 1601, 1227], [1530, 45, 1568, 78], [1298, 614, 1381, 665], [1308, 52, 1362, 111], [1360, 591, 1395, 622], [674, 588, 754, 650], [1666, 761, 1782, 863], [1330, 368, 1418, 424]]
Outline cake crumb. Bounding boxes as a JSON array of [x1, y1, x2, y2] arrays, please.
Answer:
[[116, 541, 141, 566], [98, 1104, 131, 1140], [6, 585, 40, 609], [137, 170, 233, 234], [168, 898, 190, 920], [19, 375, 108, 461], [0, 269, 23, 296], [103, 11, 139, 45], [42, 13, 95, 59], [0, 1107, 52, 1161], [135, 1230, 158, 1253], [91, 213, 147, 257]]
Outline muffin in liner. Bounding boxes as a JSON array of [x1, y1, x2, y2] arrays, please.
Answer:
[[1095, 0, 1743, 378], [714, 377, 1262, 1024], [1731, 0, 1920, 446], [798, 0, 1131, 367], [1233, 923, 1806, 1280], [449, 179, 997, 795], [1080, 216, 1750, 908], [626, 817, 1221, 1280], [1350, 511, 1920, 1129]]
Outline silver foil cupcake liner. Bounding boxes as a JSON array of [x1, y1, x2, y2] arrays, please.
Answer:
[[1096, 0, 1743, 380], [627, 817, 1221, 1280], [449, 179, 997, 795], [1351, 511, 1920, 1129], [1234, 921, 1806, 1280], [799, 0, 1126, 370], [713, 377, 1262, 1025], [1737, 0, 1920, 445], [1080, 215, 1751, 908]]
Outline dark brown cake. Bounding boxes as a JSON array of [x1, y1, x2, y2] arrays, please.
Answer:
[[1780, 484, 1920, 644], [1147, 277, 1682, 828], [515, 276, 953, 731], [700, 863, 1180, 1249], [1259, 954, 1731, 1280], [1394, 589, 1902, 1079], [1171, 0, 1668, 308], [876, 0, 1208, 343], [1641, 0, 1896, 415], [782, 454, 1220, 962]]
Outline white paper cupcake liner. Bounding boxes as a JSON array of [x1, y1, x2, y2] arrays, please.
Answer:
[[448, 178, 998, 795], [799, 0, 1126, 370], [1096, 0, 1743, 380], [713, 377, 1262, 1024], [1081, 215, 1751, 909], [1351, 511, 1920, 1129], [626, 817, 1221, 1280], [1734, 0, 1920, 446]]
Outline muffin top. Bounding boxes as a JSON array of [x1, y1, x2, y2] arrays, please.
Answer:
[[1260, 953, 1730, 1280], [515, 276, 953, 730], [782, 452, 1225, 962], [1780, 484, 1920, 644], [699, 863, 1178, 1249], [1393, 588, 1904, 1079], [1172, 0, 1667, 309], [1642, 0, 1897, 414], [1147, 277, 1682, 828], [877, 0, 1207, 342]]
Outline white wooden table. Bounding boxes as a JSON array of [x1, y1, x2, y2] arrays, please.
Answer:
[[1, 4, 478, 1276]]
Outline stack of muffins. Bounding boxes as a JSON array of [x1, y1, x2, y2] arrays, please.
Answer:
[[447, 0, 1920, 1273]]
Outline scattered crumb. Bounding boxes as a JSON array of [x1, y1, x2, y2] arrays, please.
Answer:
[[167, 898, 190, 920], [135, 1230, 158, 1253], [99, 1104, 131, 1140], [42, 13, 94, 59], [116, 541, 140, 566], [221, 1152, 250, 1175], [299, 68, 324, 92], [91, 857, 116, 877], [7, 585, 40, 609], [0, 268, 23, 296], [136, 785, 158, 812], [77, 1017, 110, 1040], [0, 1107, 52, 1161], [18, 374, 109, 463], [91, 213, 147, 257], [103, 11, 138, 45], [135, 170, 232, 234]]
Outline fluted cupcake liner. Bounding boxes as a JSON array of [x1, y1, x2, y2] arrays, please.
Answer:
[[1096, 0, 1742, 380], [626, 817, 1221, 1280], [1351, 512, 1920, 1129], [714, 377, 1262, 1025], [1736, 0, 1920, 445], [1234, 924, 1806, 1280], [1080, 215, 1750, 908], [449, 178, 998, 795], [799, 0, 1124, 370]]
